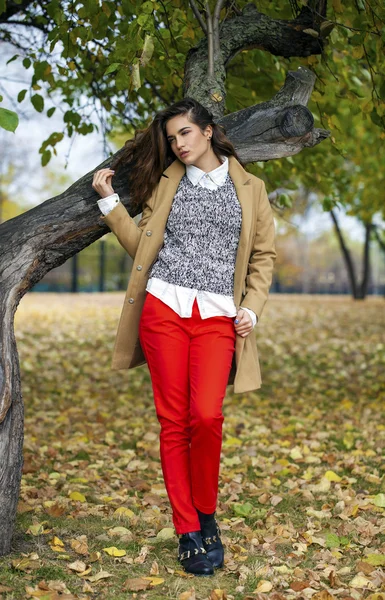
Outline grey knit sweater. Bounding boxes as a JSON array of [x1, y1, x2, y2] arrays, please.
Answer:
[[149, 172, 242, 295]]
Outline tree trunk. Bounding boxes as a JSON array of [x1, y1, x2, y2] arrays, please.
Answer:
[[330, 209, 373, 300], [0, 302, 24, 555]]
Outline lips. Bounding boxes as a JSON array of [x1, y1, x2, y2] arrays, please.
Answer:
[[180, 151, 189, 158]]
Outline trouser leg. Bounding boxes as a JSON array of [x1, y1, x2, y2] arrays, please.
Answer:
[[138, 292, 201, 534], [188, 299, 236, 513]]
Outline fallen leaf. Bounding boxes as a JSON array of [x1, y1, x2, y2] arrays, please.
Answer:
[[179, 588, 196, 600], [86, 570, 113, 583], [69, 491, 86, 502], [365, 553, 385, 566], [156, 527, 175, 541], [150, 560, 159, 575], [103, 546, 126, 557], [142, 576, 165, 586], [254, 580, 273, 592], [68, 560, 87, 572], [123, 577, 152, 591]]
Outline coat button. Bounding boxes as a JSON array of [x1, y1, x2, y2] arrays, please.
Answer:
[[146, 230, 152, 236], [128, 298, 134, 303], [136, 265, 142, 271]]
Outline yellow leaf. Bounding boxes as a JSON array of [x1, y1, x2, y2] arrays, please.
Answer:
[[108, 526, 131, 537], [51, 536, 64, 546], [290, 447, 303, 460], [114, 507, 135, 519], [273, 565, 292, 574], [223, 436, 242, 447], [254, 579, 273, 592], [349, 574, 373, 588], [210, 590, 227, 600], [49, 545, 66, 553], [324, 470, 342, 482], [179, 588, 196, 599], [365, 554, 385, 566], [156, 527, 175, 541], [103, 546, 126, 557], [143, 576, 165, 586], [69, 491, 86, 502], [89, 551, 101, 562], [26, 523, 51, 536]]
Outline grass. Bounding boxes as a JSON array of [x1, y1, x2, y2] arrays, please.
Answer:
[[0, 292, 384, 599]]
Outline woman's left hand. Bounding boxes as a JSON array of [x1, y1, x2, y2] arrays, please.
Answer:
[[234, 309, 253, 337]]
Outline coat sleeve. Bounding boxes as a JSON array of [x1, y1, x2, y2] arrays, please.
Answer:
[[98, 189, 156, 260], [240, 180, 277, 321]]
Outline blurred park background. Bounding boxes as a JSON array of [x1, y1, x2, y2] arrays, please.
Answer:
[[1, 3, 385, 300], [1, 2, 385, 598]]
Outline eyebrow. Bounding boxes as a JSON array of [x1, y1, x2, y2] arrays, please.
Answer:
[[166, 127, 191, 140]]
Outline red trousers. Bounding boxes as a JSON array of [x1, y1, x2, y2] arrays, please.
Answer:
[[138, 292, 236, 534]]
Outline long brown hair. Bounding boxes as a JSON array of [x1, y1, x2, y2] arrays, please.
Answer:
[[111, 97, 243, 210]]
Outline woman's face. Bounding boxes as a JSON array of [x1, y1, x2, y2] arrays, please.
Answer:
[[165, 114, 212, 164]]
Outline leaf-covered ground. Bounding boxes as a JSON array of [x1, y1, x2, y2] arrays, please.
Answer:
[[1, 292, 385, 600]]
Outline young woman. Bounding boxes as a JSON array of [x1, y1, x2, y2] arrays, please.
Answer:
[[92, 98, 276, 577]]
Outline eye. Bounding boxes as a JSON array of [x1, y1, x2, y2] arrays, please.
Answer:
[[169, 131, 189, 142]]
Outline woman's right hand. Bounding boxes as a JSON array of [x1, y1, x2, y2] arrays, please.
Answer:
[[92, 168, 116, 198]]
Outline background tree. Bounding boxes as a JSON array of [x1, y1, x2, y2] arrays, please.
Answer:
[[1, 0, 384, 555]]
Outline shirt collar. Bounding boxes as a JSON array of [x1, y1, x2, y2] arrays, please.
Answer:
[[186, 155, 228, 187]]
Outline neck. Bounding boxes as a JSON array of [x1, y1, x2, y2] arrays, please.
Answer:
[[190, 150, 222, 173]]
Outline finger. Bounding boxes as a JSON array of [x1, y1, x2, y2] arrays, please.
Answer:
[[234, 312, 245, 325]]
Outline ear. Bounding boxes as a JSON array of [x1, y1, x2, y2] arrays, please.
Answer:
[[205, 124, 213, 138]]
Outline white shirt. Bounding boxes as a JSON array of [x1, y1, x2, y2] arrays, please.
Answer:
[[97, 156, 257, 327]]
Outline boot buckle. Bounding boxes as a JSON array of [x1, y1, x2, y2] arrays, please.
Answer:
[[179, 550, 191, 561]]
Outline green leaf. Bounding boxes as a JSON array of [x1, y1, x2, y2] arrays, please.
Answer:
[[278, 193, 292, 208], [0, 0, 6, 17], [17, 89, 27, 102], [0, 107, 19, 132], [47, 107, 56, 118], [105, 63, 122, 75], [41, 149, 51, 166], [233, 502, 253, 517], [6, 54, 19, 65], [373, 493, 385, 507], [31, 94, 44, 112], [22, 57, 31, 69], [325, 532, 340, 548]]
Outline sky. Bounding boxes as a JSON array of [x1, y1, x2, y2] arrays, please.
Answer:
[[0, 40, 370, 243]]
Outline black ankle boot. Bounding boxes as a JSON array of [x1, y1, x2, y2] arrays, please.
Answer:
[[197, 510, 224, 569], [178, 530, 214, 576]]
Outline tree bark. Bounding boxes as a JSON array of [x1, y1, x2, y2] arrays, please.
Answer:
[[184, 2, 328, 118], [0, 62, 327, 555]]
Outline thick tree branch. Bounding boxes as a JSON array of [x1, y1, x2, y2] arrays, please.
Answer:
[[183, 2, 329, 119]]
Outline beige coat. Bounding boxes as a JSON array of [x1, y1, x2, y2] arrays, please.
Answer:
[[99, 154, 277, 394]]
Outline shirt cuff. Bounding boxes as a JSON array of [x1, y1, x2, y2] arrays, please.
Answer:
[[241, 306, 258, 328], [97, 192, 120, 215]]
